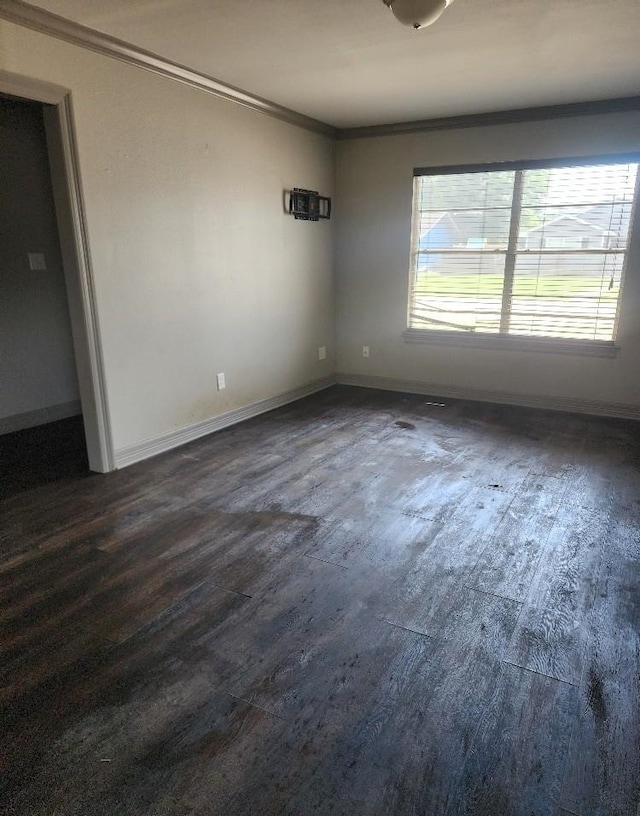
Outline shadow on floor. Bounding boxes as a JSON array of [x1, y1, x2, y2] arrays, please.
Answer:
[[0, 415, 89, 500]]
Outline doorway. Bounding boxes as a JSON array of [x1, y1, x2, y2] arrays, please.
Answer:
[[0, 92, 89, 496], [0, 70, 113, 474]]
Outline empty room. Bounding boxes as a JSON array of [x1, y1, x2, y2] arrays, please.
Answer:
[[1, 1, 639, 814]]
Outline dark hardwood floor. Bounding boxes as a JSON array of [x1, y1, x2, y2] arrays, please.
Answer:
[[1, 386, 639, 815]]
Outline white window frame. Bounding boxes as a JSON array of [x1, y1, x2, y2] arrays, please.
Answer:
[[404, 154, 640, 357]]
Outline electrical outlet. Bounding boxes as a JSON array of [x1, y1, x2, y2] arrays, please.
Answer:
[[216, 372, 226, 390], [318, 346, 327, 360], [362, 346, 370, 358]]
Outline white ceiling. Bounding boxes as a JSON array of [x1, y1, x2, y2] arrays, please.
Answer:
[[30, 0, 640, 128]]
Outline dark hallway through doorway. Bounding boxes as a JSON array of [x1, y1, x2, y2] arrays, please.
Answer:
[[0, 415, 88, 500], [0, 92, 86, 487]]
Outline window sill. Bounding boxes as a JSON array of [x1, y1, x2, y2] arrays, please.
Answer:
[[403, 329, 619, 358]]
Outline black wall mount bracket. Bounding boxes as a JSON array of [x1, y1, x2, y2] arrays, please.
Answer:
[[288, 188, 331, 221]]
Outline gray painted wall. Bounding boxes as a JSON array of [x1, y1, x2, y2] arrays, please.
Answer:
[[0, 95, 80, 428], [0, 21, 335, 456], [4, 18, 639, 464], [335, 114, 640, 409]]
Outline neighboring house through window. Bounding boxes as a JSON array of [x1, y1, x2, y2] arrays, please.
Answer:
[[408, 156, 639, 347]]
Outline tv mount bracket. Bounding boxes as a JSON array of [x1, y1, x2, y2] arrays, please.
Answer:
[[288, 188, 331, 221]]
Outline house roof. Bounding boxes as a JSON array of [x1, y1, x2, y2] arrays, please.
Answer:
[[419, 202, 634, 247], [420, 210, 510, 245], [523, 202, 633, 237]]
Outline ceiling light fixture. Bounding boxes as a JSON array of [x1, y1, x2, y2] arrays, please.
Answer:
[[382, 0, 454, 29]]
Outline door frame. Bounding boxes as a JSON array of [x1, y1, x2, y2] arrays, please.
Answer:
[[1, 69, 114, 472]]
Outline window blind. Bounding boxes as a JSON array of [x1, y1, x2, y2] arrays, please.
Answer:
[[409, 159, 639, 342]]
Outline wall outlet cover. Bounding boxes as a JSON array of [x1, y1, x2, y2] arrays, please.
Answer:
[[216, 372, 226, 390], [318, 346, 327, 360], [362, 346, 370, 358]]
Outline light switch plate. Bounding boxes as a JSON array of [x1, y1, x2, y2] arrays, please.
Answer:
[[28, 252, 46, 271]]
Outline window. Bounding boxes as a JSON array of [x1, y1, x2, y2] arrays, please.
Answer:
[[408, 157, 639, 349]]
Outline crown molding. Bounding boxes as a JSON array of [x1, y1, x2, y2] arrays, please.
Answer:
[[0, 0, 337, 137], [2, 0, 639, 142], [338, 96, 640, 140]]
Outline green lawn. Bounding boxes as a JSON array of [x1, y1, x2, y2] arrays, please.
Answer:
[[411, 270, 619, 338], [413, 271, 619, 299]]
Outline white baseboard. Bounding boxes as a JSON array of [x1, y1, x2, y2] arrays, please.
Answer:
[[114, 376, 337, 469], [335, 373, 640, 421], [0, 400, 82, 435]]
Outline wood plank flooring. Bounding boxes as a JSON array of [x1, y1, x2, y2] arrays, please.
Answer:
[[1, 386, 639, 815]]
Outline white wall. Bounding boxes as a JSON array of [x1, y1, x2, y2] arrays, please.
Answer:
[[335, 114, 640, 411], [0, 94, 80, 428], [0, 21, 335, 457]]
